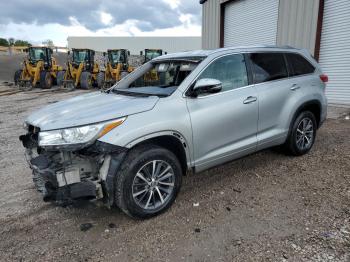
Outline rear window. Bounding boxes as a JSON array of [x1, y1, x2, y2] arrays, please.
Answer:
[[286, 53, 315, 76], [248, 53, 288, 83]]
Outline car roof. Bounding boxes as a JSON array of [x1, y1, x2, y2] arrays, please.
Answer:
[[154, 45, 306, 61]]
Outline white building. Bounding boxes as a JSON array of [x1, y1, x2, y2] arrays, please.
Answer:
[[201, 0, 350, 106], [67, 36, 201, 55]]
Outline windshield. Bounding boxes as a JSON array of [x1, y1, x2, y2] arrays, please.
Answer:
[[29, 48, 46, 61], [113, 60, 200, 97], [73, 50, 88, 63], [108, 50, 125, 64], [145, 50, 162, 61]]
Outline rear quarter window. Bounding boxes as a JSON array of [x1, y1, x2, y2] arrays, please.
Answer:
[[248, 53, 288, 84], [286, 53, 315, 76]]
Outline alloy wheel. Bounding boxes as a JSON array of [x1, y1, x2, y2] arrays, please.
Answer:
[[296, 117, 314, 150], [132, 160, 175, 210]]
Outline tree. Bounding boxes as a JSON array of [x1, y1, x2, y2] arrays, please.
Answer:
[[14, 40, 31, 47], [0, 38, 9, 47], [42, 39, 54, 48], [8, 38, 15, 46]]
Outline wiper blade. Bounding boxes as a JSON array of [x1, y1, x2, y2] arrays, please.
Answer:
[[113, 89, 167, 98], [113, 89, 151, 97]]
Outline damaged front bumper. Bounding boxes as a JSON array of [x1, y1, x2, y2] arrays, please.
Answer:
[[19, 127, 127, 206]]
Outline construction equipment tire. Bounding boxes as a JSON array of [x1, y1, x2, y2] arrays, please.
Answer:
[[40, 71, 53, 89], [80, 71, 92, 89], [120, 71, 129, 79], [14, 70, 22, 86], [56, 71, 65, 86], [96, 72, 104, 89]]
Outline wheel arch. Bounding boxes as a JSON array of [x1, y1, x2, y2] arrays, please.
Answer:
[[289, 100, 322, 135], [297, 100, 321, 127], [125, 131, 191, 175]]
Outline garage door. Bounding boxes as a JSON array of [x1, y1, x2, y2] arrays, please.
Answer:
[[319, 0, 350, 105], [224, 0, 279, 47]]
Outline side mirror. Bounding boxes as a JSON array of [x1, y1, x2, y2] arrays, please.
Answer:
[[128, 51, 130, 56], [140, 51, 143, 56], [164, 52, 167, 55], [68, 50, 70, 55], [192, 78, 222, 96], [103, 52, 106, 56]]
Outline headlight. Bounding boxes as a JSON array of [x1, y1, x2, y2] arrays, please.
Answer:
[[38, 117, 126, 147]]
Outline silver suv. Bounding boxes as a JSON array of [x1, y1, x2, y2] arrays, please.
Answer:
[[20, 46, 328, 218]]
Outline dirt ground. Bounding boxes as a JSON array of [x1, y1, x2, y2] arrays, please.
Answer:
[[0, 84, 349, 262]]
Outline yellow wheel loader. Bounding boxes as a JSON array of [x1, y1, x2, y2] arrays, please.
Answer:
[[141, 49, 166, 63], [14, 47, 63, 90], [58, 49, 103, 90], [102, 49, 134, 89], [140, 49, 167, 82]]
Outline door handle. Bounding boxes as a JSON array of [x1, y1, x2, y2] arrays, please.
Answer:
[[290, 84, 301, 91], [243, 96, 257, 104]]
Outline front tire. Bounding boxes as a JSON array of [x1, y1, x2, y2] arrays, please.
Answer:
[[115, 145, 182, 219], [80, 71, 92, 89], [40, 71, 52, 89], [285, 111, 317, 156]]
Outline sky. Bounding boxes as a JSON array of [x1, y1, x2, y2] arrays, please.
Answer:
[[0, 0, 202, 46]]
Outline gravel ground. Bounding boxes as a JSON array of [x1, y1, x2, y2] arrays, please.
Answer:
[[0, 84, 349, 262]]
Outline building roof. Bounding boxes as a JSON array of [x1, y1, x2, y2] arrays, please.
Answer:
[[67, 36, 201, 54]]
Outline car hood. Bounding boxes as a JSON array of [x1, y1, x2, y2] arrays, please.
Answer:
[[26, 91, 159, 130]]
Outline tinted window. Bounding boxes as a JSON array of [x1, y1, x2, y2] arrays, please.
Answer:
[[198, 54, 248, 94], [286, 53, 315, 76], [249, 53, 288, 83]]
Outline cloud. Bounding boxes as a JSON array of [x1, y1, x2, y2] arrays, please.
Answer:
[[1, 19, 201, 47], [99, 11, 113, 26], [0, 0, 201, 46], [0, 0, 201, 31]]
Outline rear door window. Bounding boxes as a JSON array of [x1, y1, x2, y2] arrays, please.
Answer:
[[286, 53, 315, 76], [248, 53, 288, 84]]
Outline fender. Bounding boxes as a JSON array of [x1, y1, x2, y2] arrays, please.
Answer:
[[125, 130, 193, 168]]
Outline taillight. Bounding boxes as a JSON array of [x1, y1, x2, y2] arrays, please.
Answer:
[[320, 74, 328, 83]]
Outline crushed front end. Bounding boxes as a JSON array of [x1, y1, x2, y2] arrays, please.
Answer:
[[19, 123, 127, 206]]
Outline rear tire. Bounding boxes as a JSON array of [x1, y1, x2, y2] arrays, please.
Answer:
[[14, 69, 22, 86], [115, 144, 182, 219], [56, 70, 65, 86], [80, 71, 92, 89], [285, 111, 317, 156], [40, 71, 52, 89], [96, 72, 104, 89]]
